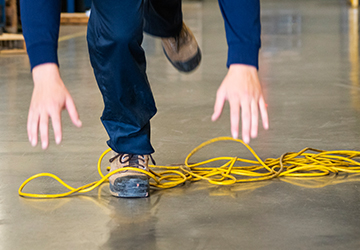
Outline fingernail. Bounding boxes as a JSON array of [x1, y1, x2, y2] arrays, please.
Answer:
[[31, 139, 36, 147], [42, 141, 47, 150], [55, 136, 61, 145], [244, 137, 250, 144], [232, 131, 238, 139], [78, 120, 82, 127]]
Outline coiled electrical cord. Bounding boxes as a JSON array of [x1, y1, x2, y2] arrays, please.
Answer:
[[18, 137, 360, 198]]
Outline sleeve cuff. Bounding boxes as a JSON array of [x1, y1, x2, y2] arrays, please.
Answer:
[[27, 43, 59, 71], [227, 42, 259, 70]]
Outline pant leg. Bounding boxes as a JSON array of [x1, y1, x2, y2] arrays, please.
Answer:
[[144, 0, 183, 37], [87, 0, 157, 155]]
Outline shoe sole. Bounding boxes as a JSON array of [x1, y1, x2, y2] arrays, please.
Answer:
[[163, 47, 202, 73], [109, 175, 150, 198]]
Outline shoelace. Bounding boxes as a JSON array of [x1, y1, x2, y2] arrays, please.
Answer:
[[109, 153, 156, 170]]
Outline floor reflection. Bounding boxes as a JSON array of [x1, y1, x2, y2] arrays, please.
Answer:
[[261, 8, 302, 55], [101, 193, 161, 250]]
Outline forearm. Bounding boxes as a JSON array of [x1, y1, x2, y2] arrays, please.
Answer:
[[20, 0, 62, 70], [218, 0, 261, 69]]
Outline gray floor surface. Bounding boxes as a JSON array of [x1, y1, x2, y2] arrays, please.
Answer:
[[1, 0, 360, 249]]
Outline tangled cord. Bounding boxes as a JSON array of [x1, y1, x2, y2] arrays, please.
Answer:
[[18, 137, 360, 198]]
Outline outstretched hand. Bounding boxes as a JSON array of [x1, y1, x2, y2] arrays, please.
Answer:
[[28, 63, 82, 149], [211, 64, 269, 144]]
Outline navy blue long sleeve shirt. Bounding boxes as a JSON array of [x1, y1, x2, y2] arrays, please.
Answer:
[[20, 0, 261, 71]]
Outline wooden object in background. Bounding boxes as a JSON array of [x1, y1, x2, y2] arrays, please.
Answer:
[[60, 13, 89, 25], [0, 32, 25, 54], [5, 0, 17, 33]]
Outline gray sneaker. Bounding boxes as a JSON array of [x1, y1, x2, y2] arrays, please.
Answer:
[[161, 22, 201, 73], [108, 153, 154, 198]]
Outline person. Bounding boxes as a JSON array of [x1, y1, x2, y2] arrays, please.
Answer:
[[20, 0, 269, 198]]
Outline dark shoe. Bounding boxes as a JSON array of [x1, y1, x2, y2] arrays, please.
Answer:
[[108, 153, 152, 198], [161, 22, 201, 73]]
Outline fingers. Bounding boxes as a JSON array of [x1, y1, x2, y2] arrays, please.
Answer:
[[213, 88, 263, 143], [250, 99, 259, 139], [39, 113, 49, 149], [228, 96, 267, 144], [51, 112, 62, 145], [28, 108, 77, 149], [27, 93, 81, 150], [259, 96, 269, 130], [212, 90, 226, 122], [229, 98, 241, 140], [66, 96, 82, 127], [27, 110, 38, 147], [240, 99, 251, 143], [27, 105, 50, 149]]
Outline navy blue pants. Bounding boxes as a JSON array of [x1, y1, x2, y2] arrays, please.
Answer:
[[87, 0, 182, 154]]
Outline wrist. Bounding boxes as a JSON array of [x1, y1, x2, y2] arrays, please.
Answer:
[[229, 64, 257, 73], [228, 64, 258, 79], [32, 63, 61, 86]]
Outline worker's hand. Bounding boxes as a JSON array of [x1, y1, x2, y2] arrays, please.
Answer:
[[28, 63, 82, 149], [211, 64, 269, 144]]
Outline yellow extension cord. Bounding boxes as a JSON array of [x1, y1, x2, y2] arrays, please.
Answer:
[[18, 137, 360, 198]]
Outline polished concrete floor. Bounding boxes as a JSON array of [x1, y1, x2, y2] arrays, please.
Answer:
[[1, 0, 360, 249]]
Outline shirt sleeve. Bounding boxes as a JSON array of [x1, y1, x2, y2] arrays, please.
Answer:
[[218, 0, 261, 69], [20, 0, 62, 71]]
